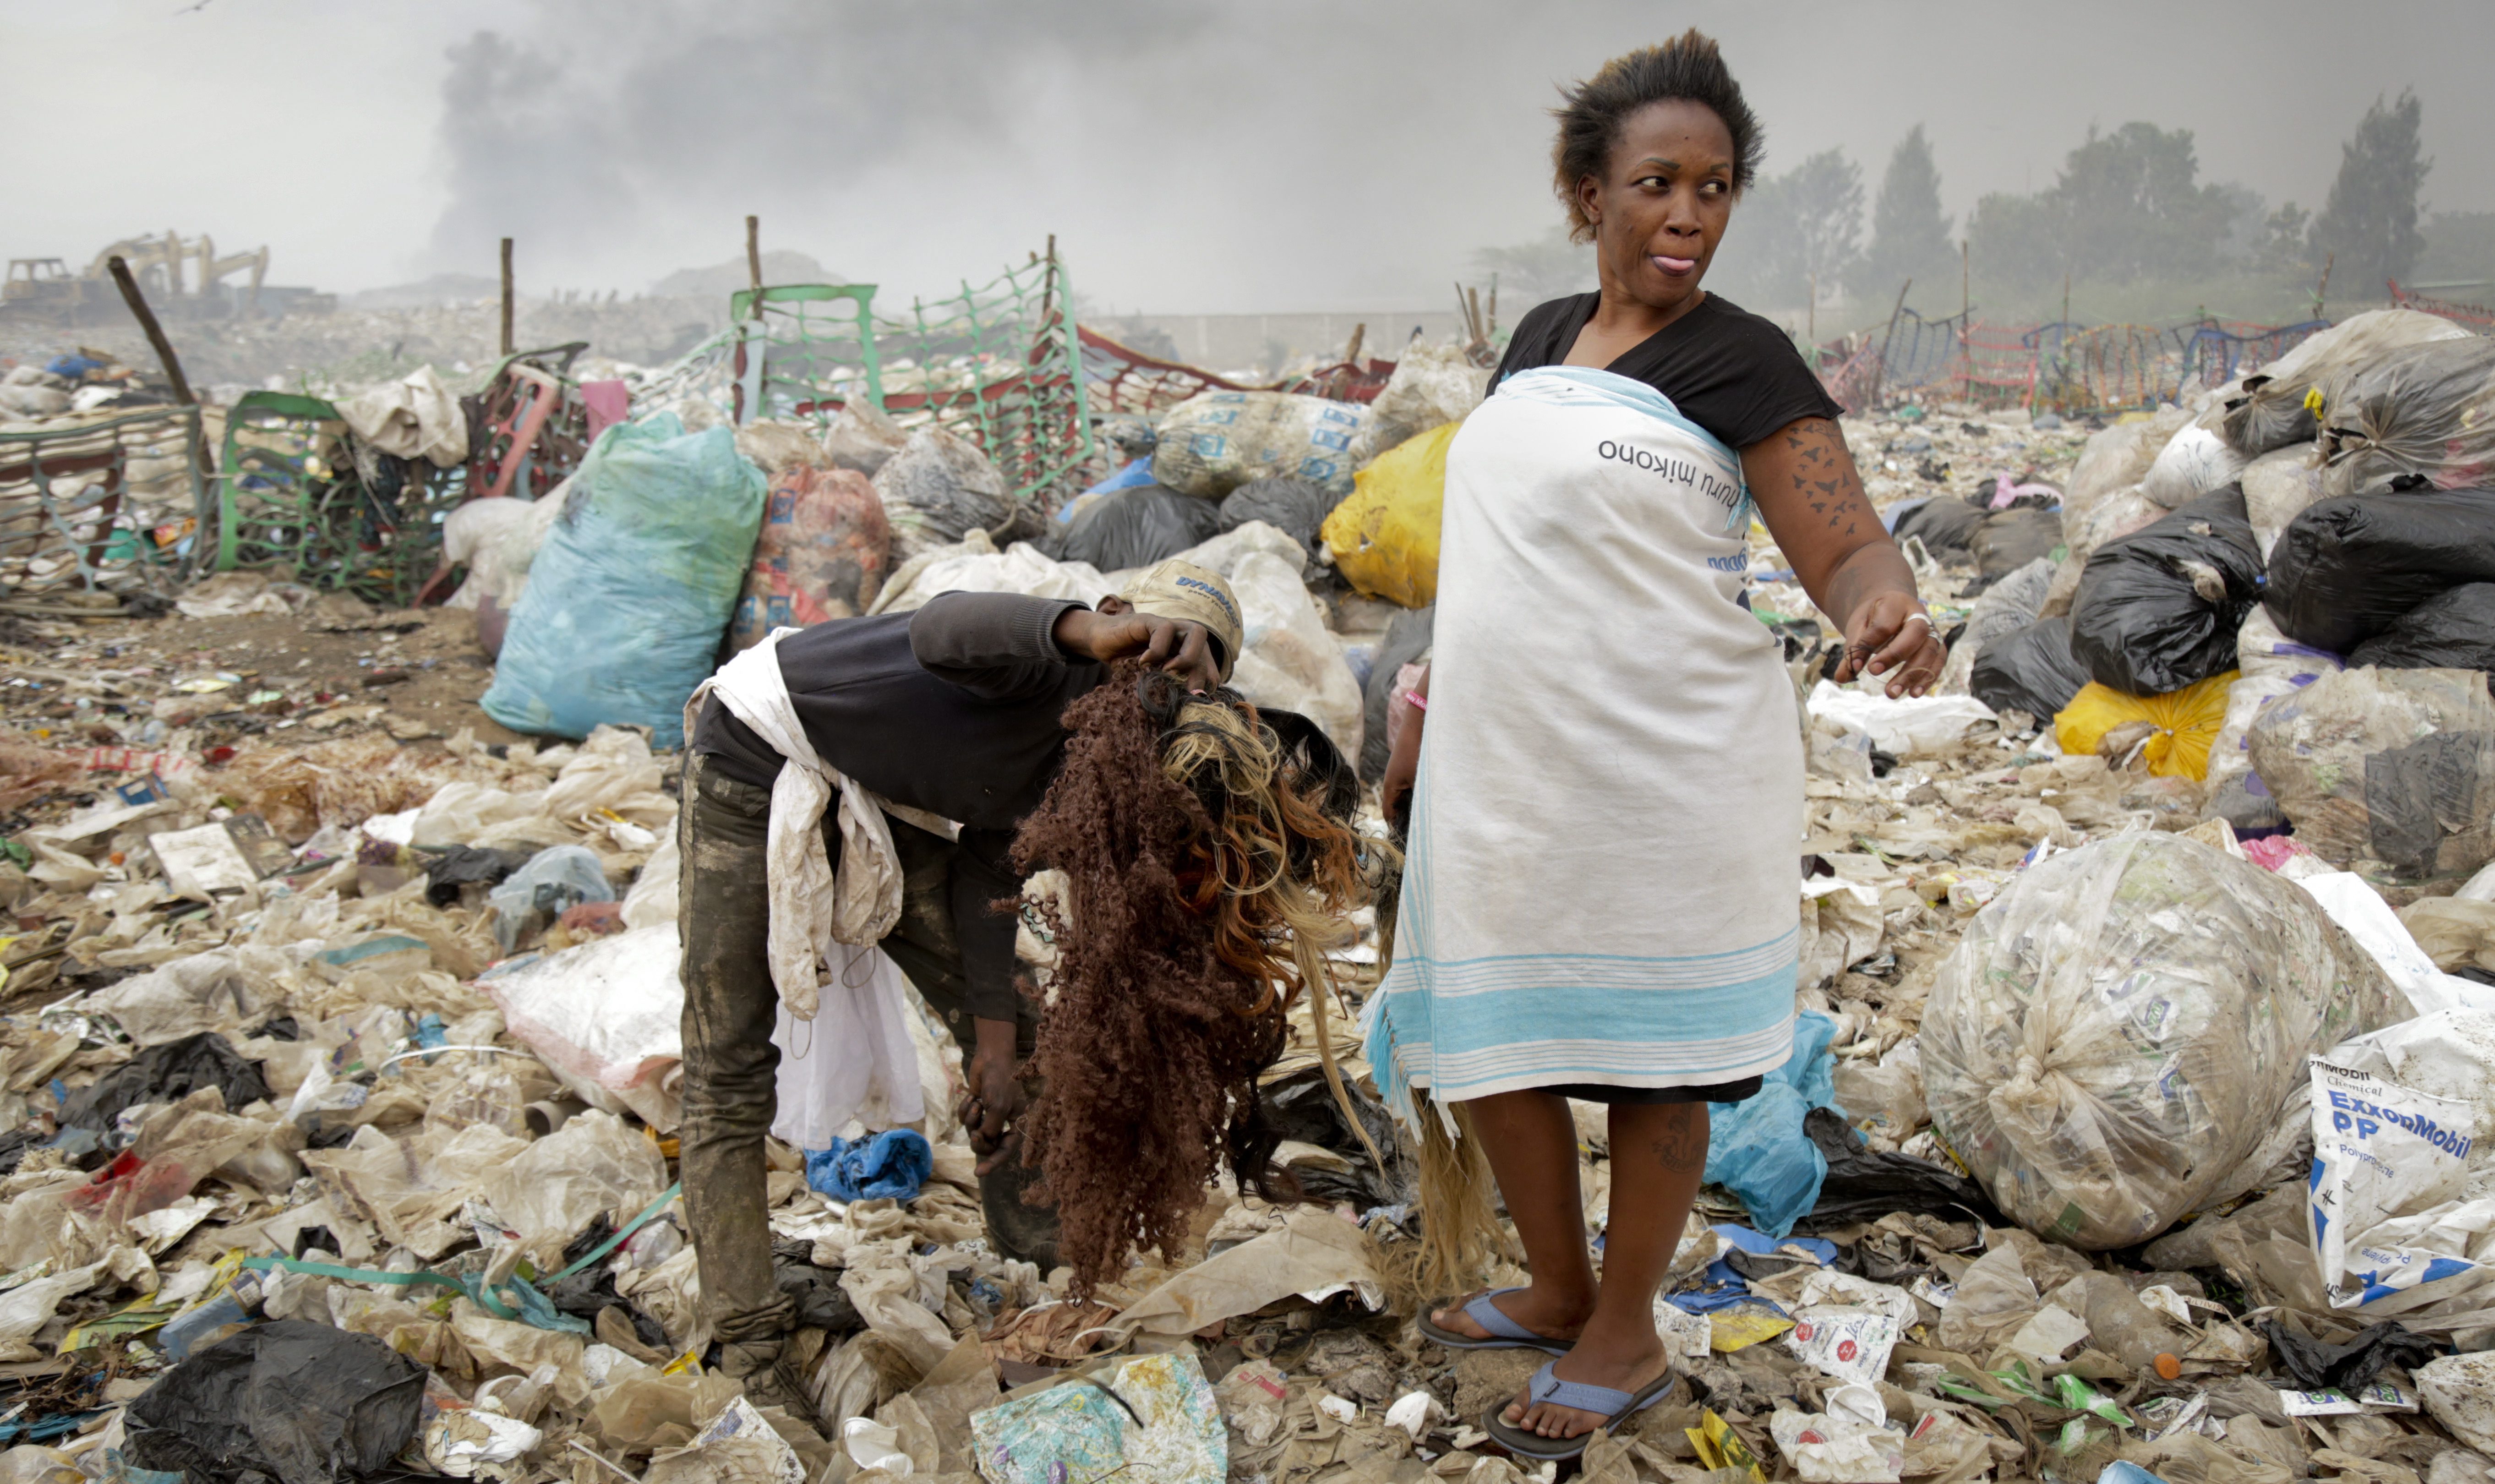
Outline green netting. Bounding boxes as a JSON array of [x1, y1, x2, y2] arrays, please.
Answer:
[[681, 247, 1097, 511], [214, 390, 466, 606]]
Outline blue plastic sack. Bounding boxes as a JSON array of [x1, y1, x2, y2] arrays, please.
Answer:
[[1062, 457, 1158, 516], [804, 1128, 934, 1202], [482, 414, 766, 746], [1703, 1011, 1843, 1238]]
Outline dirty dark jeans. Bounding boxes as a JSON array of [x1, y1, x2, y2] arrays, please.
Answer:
[[675, 753, 1047, 1375]]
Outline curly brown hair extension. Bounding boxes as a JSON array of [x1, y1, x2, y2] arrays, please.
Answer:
[[1009, 666, 1379, 1293]]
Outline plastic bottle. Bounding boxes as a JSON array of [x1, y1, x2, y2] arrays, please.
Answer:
[[2063, 1271, 2193, 1373]]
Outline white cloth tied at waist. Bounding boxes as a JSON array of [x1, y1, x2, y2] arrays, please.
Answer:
[[685, 630, 961, 1137]]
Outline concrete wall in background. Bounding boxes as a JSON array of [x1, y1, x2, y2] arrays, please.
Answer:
[[1097, 310, 1474, 371]]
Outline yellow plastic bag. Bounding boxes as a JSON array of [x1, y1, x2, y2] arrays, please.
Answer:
[[2054, 671, 2238, 780], [1320, 420, 1458, 608]]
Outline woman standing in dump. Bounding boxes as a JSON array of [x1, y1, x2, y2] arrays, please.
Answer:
[[1365, 31, 1945, 1458]]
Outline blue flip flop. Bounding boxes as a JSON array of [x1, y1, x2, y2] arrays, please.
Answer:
[[1413, 1288, 1570, 1355], [1481, 1359, 1680, 1461]]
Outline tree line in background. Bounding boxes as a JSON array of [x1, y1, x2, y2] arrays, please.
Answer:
[[1475, 89, 2489, 329]]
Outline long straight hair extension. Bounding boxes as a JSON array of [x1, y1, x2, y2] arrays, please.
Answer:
[[1009, 665, 1382, 1293], [1367, 847, 1512, 1301]]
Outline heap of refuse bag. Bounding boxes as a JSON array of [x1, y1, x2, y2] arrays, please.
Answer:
[[6, 322, 2495, 1482]]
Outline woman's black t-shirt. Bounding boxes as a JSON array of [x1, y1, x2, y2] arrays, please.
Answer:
[[1492, 291, 1844, 452]]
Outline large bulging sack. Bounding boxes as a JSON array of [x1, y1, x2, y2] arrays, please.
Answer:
[[1048, 482, 1220, 573], [1321, 419, 1456, 608], [2264, 488, 2495, 655], [872, 426, 1011, 561], [2318, 336, 2495, 498], [2222, 308, 2473, 457], [2247, 665, 2495, 880], [729, 464, 891, 650], [2064, 409, 2187, 521], [1217, 476, 1342, 562], [2240, 443, 2324, 561], [2200, 606, 2347, 831], [2140, 418, 2244, 509], [1153, 391, 1367, 500], [1922, 833, 2407, 1249], [2067, 486, 2263, 696], [482, 414, 767, 747], [2350, 582, 2495, 673], [1969, 617, 2091, 722], [1348, 342, 1487, 469]]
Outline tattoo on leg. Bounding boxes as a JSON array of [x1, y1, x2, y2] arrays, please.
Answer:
[[1648, 1110, 1707, 1173]]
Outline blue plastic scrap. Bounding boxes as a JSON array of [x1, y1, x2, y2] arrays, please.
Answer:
[[1662, 1223, 1838, 1315], [1703, 1010, 1844, 1237], [804, 1129, 934, 1202]]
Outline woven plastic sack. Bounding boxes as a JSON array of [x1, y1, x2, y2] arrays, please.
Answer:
[[2223, 308, 2474, 458], [2053, 671, 2235, 780], [728, 464, 890, 649], [1922, 832, 2407, 1249], [481, 414, 766, 747], [1321, 419, 1456, 609], [2247, 666, 2495, 880], [2318, 336, 2495, 498], [1152, 390, 1367, 500], [2201, 608, 2345, 831]]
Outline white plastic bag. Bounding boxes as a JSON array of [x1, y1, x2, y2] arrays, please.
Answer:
[[1922, 832, 2408, 1248], [2141, 420, 2244, 509], [1806, 681, 1995, 757], [1225, 550, 1365, 758], [483, 925, 687, 1129]]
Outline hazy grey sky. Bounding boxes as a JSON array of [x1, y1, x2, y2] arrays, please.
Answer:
[[11, 0, 2491, 316]]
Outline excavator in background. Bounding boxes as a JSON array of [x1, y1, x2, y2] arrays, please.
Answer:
[[4, 231, 277, 324]]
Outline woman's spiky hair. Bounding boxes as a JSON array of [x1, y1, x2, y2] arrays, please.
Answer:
[[1552, 30, 1764, 243]]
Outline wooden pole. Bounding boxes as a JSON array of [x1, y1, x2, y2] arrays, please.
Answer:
[[745, 215, 763, 296], [2315, 251, 2335, 320], [106, 256, 195, 407], [1342, 322, 1365, 366], [1873, 278, 1912, 408], [2061, 269, 2071, 329], [1808, 273, 1817, 343], [498, 237, 514, 356], [1961, 241, 1973, 402]]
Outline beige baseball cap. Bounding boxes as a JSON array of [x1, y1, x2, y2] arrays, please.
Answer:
[[1119, 559, 1244, 682]]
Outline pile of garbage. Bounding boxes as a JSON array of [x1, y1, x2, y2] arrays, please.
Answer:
[[4, 316, 2495, 1483]]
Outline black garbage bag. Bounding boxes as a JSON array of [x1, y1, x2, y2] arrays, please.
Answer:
[[126, 1320, 426, 1484], [1218, 476, 1341, 556], [1970, 506, 2064, 579], [1796, 1107, 2002, 1231], [1358, 605, 1435, 782], [2069, 485, 2264, 695], [1260, 1065, 1414, 1209], [2262, 1317, 2443, 1393], [2349, 582, 2495, 673], [2267, 489, 2495, 655], [58, 1032, 268, 1133], [1049, 483, 1219, 572], [418, 844, 533, 908], [1890, 498, 1983, 555], [1970, 617, 2092, 722]]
